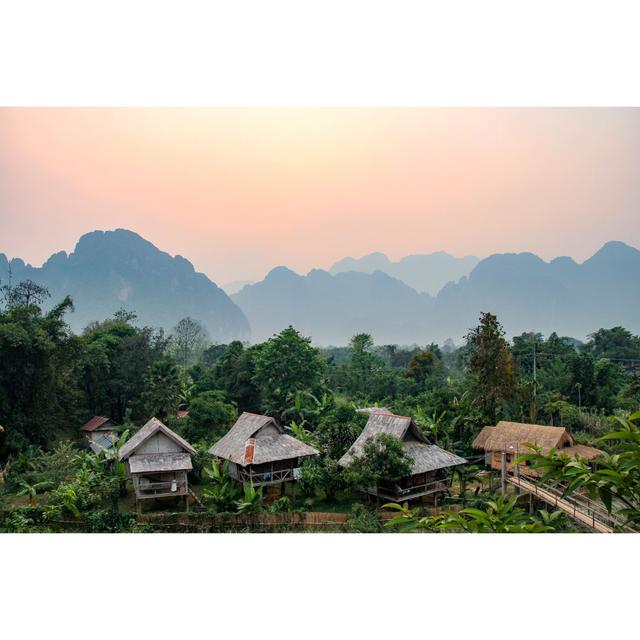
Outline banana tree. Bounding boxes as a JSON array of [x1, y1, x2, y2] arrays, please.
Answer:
[[203, 459, 242, 512], [235, 483, 263, 514], [16, 480, 51, 506]]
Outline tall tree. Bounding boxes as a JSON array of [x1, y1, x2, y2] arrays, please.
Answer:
[[465, 312, 516, 422], [0, 294, 82, 455], [172, 317, 209, 368], [253, 326, 325, 419], [143, 357, 182, 419], [1, 279, 51, 309], [343, 433, 413, 498], [81, 314, 169, 423]]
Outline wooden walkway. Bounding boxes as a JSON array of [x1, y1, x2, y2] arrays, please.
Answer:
[[507, 475, 622, 533]]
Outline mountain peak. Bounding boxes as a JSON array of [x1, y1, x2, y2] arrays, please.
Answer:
[[1, 229, 249, 340], [590, 240, 639, 258], [265, 265, 300, 281], [74, 228, 157, 255]]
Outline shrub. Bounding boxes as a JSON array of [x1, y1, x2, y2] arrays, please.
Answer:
[[343, 503, 383, 533]]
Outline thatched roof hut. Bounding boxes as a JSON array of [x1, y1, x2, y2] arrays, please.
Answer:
[[339, 411, 466, 473], [119, 417, 196, 508], [472, 421, 602, 461], [119, 417, 196, 461], [209, 412, 319, 485]]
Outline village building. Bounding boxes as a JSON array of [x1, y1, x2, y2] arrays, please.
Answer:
[[119, 417, 196, 510], [338, 411, 467, 502], [209, 412, 319, 487], [80, 416, 122, 454], [472, 420, 603, 475]]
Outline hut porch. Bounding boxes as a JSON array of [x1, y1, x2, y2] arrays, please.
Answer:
[[132, 470, 189, 500], [229, 458, 301, 486], [373, 470, 452, 501]]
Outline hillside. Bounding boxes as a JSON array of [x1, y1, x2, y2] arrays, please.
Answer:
[[232, 266, 434, 344], [235, 241, 640, 345], [0, 229, 250, 340]]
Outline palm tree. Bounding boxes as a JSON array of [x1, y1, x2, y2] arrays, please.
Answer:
[[452, 464, 483, 505], [143, 359, 182, 419]]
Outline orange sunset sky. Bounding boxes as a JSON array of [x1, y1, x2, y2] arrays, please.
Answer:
[[1, 108, 639, 285]]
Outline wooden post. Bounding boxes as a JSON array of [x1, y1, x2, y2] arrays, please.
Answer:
[[501, 452, 507, 494]]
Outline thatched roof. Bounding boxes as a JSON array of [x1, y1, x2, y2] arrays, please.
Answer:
[[129, 452, 193, 473], [560, 444, 603, 461], [472, 421, 603, 460], [338, 412, 466, 473], [472, 421, 570, 454], [209, 412, 319, 467], [356, 407, 391, 415], [402, 442, 468, 474], [119, 417, 196, 461]]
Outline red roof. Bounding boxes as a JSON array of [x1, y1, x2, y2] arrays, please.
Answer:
[[81, 416, 112, 432], [177, 410, 189, 419]]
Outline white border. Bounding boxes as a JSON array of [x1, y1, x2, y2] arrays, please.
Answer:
[[1, 1, 639, 105], [1, 2, 638, 637]]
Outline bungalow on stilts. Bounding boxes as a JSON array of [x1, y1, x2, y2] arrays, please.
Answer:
[[472, 421, 603, 477], [119, 417, 196, 513], [209, 412, 319, 498], [339, 411, 467, 503]]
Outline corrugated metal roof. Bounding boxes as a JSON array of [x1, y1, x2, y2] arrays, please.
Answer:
[[81, 416, 113, 432], [89, 434, 116, 453]]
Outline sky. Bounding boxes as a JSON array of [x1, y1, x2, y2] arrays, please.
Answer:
[[1, 108, 639, 285]]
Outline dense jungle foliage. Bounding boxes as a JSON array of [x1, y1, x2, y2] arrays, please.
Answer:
[[1, 279, 639, 532]]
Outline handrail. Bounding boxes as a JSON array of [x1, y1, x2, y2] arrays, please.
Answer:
[[376, 478, 450, 499], [508, 474, 635, 532]]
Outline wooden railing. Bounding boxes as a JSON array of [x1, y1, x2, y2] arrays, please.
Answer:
[[507, 474, 636, 533], [374, 478, 450, 500], [138, 479, 187, 497], [237, 468, 296, 485]]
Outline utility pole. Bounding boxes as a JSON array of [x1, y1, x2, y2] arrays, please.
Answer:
[[532, 337, 538, 422], [501, 452, 507, 494]]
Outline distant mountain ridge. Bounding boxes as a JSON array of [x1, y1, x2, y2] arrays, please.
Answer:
[[232, 266, 435, 344], [329, 250, 479, 294], [0, 229, 250, 340], [235, 241, 640, 345], [3, 230, 639, 346]]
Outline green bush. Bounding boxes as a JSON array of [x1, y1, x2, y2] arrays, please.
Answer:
[[343, 503, 383, 533], [84, 509, 137, 533], [269, 496, 293, 513]]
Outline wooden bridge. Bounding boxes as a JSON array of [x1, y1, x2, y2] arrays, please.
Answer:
[[507, 474, 634, 533]]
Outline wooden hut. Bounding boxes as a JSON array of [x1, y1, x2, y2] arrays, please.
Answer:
[[209, 412, 319, 486], [472, 421, 603, 476], [338, 411, 467, 502], [80, 416, 122, 454], [119, 417, 196, 510]]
